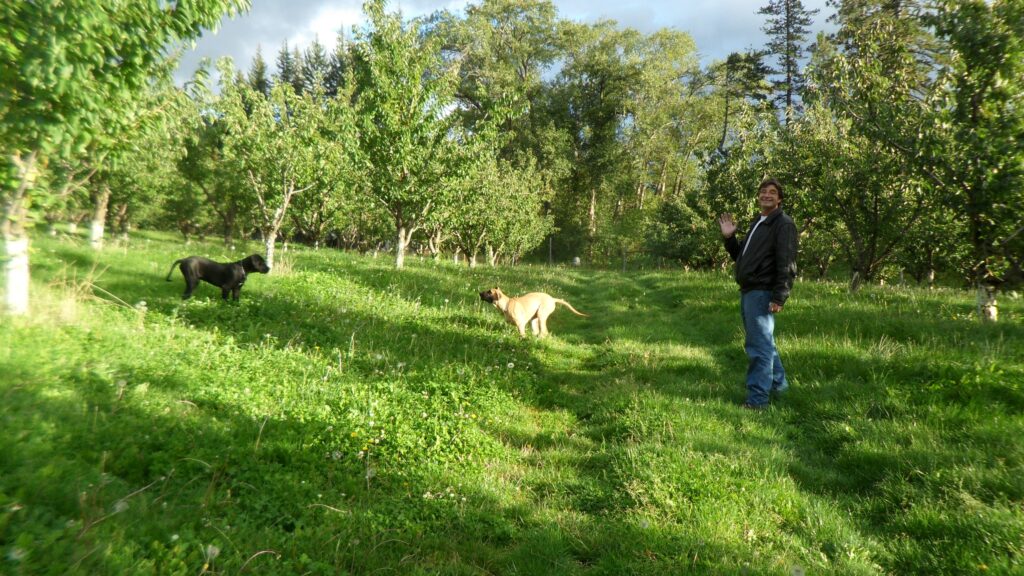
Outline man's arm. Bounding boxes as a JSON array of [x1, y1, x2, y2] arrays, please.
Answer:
[[771, 219, 798, 307]]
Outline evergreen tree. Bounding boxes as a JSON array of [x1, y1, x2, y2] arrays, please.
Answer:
[[302, 37, 330, 93], [715, 50, 772, 155], [758, 0, 819, 124], [290, 46, 306, 95], [275, 41, 298, 94], [325, 30, 351, 98], [248, 45, 271, 97]]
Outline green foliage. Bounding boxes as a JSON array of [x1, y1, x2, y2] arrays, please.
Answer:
[[0, 0, 250, 210], [645, 192, 722, 269], [351, 0, 465, 266], [927, 0, 1024, 288]]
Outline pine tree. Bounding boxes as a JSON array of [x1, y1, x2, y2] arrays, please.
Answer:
[[324, 30, 351, 98], [248, 45, 271, 97], [290, 46, 306, 95], [275, 41, 298, 93], [716, 50, 773, 155], [759, 0, 819, 124], [302, 37, 330, 93]]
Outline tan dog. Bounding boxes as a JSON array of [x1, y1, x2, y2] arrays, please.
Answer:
[[479, 287, 587, 338]]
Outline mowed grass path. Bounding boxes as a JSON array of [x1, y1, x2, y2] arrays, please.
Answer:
[[2, 231, 1022, 575]]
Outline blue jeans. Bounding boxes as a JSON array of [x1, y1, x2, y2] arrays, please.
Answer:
[[740, 290, 787, 406]]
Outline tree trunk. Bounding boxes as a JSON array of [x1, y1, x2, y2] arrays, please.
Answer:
[[587, 188, 597, 260], [2, 152, 37, 316], [976, 283, 997, 322], [849, 270, 863, 293], [264, 231, 277, 270], [588, 189, 598, 236], [429, 230, 443, 260], [113, 203, 130, 240], [2, 237, 30, 316], [90, 185, 111, 250], [395, 226, 409, 269]]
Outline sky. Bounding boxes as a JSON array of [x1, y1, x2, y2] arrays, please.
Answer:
[[172, 0, 836, 85]]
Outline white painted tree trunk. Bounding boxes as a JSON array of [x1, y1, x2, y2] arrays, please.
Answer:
[[3, 152, 37, 316], [977, 284, 998, 322], [264, 233, 277, 271], [90, 185, 110, 250], [90, 221, 104, 250], [3, 237, 30, 316], [395, 227, 408, 269]]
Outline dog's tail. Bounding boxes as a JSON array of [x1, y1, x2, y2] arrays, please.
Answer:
[[555, 299, 588, 317], [165, 259, 183, 281]]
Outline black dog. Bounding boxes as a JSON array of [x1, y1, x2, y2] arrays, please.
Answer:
[[165, 254, 270, 300]]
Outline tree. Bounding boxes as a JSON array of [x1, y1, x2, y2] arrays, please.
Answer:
[[800, 1, 944, 290], [219, 60, 329, 268], [176, 64, 249, 243], [786, 102, 929, 290], [289, 82, 365, 249], [549, 22, 644, 261], [275, 41, 302, 95], [1, 0, 250, 315], [302, 38, 331, 93], [759, 0, 819, 124], [325, 30, 353, 98], [248, 45, 272, 97], [72, 77, 197, 250], [712, 50, 773, 157], [927, 0, 1024, 321], [352, 0, 463, 269]]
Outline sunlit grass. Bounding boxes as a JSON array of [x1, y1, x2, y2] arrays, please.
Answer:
[[1, 231, 1022, 574]]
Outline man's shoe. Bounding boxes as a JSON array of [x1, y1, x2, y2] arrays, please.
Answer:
[[741, 402, 767, 411]]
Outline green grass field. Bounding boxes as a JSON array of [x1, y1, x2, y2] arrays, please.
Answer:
[[2, 231, 1022, 575]]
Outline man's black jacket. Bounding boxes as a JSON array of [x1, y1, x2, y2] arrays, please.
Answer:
[[723, 208, 798, 306]]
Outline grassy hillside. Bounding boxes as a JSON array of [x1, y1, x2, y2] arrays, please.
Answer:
[[2, 231, 1022, 575]]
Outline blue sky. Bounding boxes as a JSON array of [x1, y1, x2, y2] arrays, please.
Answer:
[[173, 0, 835, 84]]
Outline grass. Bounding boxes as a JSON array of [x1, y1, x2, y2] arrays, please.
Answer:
[[1, 230, 1022, 575]]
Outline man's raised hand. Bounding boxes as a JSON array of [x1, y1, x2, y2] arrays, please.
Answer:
[[718, 213, 737, 238]]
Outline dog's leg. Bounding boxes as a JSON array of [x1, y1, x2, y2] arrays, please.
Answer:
[[516, 320, 529, 337], [538, 313, 550, 338], [183, 272, 198, 299], [221, 287, 230, 300], [530, 317, 541, 336], [232, 286, 241, 300]]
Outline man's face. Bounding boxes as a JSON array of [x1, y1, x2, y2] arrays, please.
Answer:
[[758, 184, 781, 213]]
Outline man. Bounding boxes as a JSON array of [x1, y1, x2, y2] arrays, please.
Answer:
[[718, 177, 798, 410]]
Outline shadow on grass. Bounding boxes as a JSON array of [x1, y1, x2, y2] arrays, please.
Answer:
[[2, 346, 769, 575]]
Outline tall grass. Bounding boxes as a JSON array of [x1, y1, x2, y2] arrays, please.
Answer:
[[1, 231, 1021, 575]]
